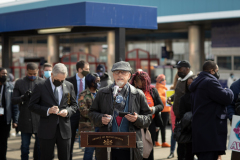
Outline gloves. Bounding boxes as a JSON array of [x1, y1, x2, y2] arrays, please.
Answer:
[[21, 90, 32, 101]]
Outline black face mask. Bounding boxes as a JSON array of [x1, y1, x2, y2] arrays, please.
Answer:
[[82, 71, 90, 77], [178, 72, 186, 78], [93, 82, 100, 89], [213, 71, 220, 79], [0, 76, 7, 83], [53, 79, 63, 87]]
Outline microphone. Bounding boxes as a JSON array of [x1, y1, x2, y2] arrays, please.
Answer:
[[113, 85, 119, 98]]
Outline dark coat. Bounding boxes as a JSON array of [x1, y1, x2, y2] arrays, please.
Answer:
[[99, 72, 113, 89], [2, 82, 18, 124], [179, 92, 192, 120], [12, 76, 45, 133], [28, 78, 78, 139], [89, 83, 152, 160], [227, 79, 240, 120], [150, 87, 164, 127], [189, 71, 234, 153], [65, 75, 86, 124]]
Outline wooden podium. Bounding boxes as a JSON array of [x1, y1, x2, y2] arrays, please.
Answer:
[[80, 132, 136, 160]]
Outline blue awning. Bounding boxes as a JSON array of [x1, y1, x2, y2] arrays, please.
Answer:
[[0, 2, 157, 33]]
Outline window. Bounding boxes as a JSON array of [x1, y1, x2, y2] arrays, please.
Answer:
[[217, 56, 232, 70], [234, 56, 240, 70]]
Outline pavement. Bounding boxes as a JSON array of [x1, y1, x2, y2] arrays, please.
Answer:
[[7, 124, 232, 160]]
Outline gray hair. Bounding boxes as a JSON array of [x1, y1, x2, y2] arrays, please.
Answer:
[[52, 63, 68, 77]]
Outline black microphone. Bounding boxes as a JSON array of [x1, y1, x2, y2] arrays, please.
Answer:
[[113, 85, 119, 98]]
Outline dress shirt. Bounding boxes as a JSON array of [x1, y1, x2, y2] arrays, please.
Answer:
[[76, 73, 85, 103], [47, 78, 63, 116]]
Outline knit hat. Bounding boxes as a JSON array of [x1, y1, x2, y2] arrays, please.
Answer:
[[97, 64, 106, 73]]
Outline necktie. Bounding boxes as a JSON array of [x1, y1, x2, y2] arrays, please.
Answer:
[[54, 87, 59, 105], [79, 79, 83, 94]]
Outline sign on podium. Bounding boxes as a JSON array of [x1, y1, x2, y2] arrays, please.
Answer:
[[80, 132, 136, 160]]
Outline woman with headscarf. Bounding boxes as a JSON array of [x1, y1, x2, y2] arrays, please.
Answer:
[[130, 71, 164, 160], [155, 74, 171, 147]]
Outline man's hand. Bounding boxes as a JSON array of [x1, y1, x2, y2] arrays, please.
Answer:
[[57, 109, 68, 117], [102, 114, 111, 125], [167, 97, 172, 106], [21, 90, 32, 101], [12, 123, 17, 128], [125, 112, 138, 122], [48, 106, 59, 114]]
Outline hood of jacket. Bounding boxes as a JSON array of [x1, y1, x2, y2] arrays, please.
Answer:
[[100, 72, 111, 81], [189, 71, 217, 92]]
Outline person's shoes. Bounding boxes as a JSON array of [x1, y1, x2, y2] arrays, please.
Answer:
[[162, 142, 171, 147], [155, 141, 161, 146], [167, 153, 174, 159]]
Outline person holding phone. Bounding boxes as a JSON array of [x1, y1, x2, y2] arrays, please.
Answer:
[[89, 61, 152, 160]]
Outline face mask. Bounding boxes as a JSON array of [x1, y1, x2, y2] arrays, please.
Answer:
[[44, 71, 52, 79], [28, 76, 36, 81], [53, 79, 63, 87], [213, 71, 220, 79], [97, 72, 104, 77], [0, 76, 7, 83], [231, 75, 234, 79], [93, 82, 101, 89], [82, 70, 90, 77], [178, 72, 186, 78]]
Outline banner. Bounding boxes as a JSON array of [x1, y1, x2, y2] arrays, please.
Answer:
[[228, 115, 240, 152], [165, 90, 174, 107]]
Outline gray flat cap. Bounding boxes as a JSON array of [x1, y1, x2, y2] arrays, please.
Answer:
[[111, 61, 132, 72]]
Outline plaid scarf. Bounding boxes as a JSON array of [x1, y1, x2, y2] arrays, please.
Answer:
[[111, 82, 130, 113]]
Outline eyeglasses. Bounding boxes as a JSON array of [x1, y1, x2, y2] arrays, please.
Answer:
[[113, 70, 129, 75]]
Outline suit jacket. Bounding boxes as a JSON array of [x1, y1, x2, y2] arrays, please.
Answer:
[[66, 75, 86, 123], [28, 78, 78, 139]]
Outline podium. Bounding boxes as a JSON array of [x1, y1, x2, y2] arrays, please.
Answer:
[[80, 132, 136, 160]]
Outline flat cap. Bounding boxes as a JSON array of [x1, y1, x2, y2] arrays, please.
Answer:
[[111, 61, 132, 72]]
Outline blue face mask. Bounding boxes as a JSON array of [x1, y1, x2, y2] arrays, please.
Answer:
[[44, 71, 52, 79], [28, 76, 36, 81]]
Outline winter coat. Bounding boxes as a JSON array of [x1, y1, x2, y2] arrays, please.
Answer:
[[99, 72, 112, 89], [227, 79, 240, 120], [189, 71, 234, 153], [12, 76, 45, 133], [155, 83, 170, 112], [150, 87, 164, 127], [170, 71, 193, 119], [89, 83, 152, 160], [2, 82, 18, 125], [179, 92, 192, 120]]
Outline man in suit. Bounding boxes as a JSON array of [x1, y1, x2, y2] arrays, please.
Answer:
[[0, 68, 18, 160], [65, 60, 89, 160], [29, 63, 78, 160]]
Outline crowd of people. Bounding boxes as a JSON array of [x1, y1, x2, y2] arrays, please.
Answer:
[[0, 59, 238, 160]]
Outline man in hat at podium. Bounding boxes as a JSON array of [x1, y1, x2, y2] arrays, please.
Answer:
[[89, 61, 152, 160]]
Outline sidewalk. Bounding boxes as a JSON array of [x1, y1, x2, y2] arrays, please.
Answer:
[[7, 125, 232, 160]]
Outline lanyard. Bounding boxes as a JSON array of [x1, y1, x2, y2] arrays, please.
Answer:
[[0, 85, 4, 107]]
